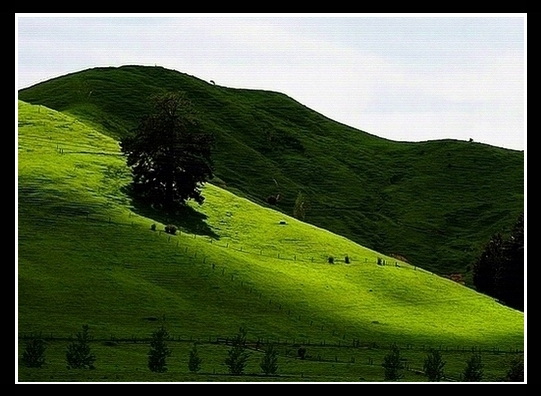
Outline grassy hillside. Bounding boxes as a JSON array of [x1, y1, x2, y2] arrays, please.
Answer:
[[17, 101, 523, 382], [17, 65, 525, 282]]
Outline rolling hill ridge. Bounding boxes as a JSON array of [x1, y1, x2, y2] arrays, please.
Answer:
[[18, 65, 524, 283]]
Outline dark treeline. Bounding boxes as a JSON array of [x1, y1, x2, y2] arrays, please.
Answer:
[[473, 213, 524, 311]]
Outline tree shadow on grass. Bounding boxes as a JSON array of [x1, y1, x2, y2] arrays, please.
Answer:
[[126, 189, 220, 240]]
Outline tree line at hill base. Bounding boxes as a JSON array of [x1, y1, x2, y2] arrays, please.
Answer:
[[20, 325, 524, 382]]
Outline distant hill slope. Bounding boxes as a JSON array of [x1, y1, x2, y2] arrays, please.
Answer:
[[18, 65, 524, 281]]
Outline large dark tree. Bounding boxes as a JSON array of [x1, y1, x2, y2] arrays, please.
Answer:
[[473, 233, 504, 297], [120, 92, 214, 210], [472, 213, 524, 311], [497, 213, 524, 311]]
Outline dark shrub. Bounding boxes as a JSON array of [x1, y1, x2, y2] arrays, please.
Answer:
[[22, 338, 47, 368], [165, 224, 177, 235], [66, 324, 96, 370], [188, 343, 202, 373], [148, 325, 172, 373], [328, 256, 334, 264], [260, 344, 278, 375]]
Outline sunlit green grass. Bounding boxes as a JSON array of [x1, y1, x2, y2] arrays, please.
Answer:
[[17, 101, 524, 382]]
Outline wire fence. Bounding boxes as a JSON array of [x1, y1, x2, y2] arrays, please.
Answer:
[[19, 183, 522, 358], [17, 330, 523, 355], [22, 206, 420, 272]]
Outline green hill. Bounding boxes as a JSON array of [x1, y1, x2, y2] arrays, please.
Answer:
[[18, 65, 524, 283], [17, 100, 523, 382]]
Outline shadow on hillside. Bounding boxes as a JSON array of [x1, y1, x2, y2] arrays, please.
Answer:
[[126, 190, 219, 240]]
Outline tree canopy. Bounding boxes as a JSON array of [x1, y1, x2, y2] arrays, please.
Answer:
[[120, 92, 214, 210], [472, 213, 524, 311]]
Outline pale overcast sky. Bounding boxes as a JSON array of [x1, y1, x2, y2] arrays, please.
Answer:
[[16, 14, 526, 151]]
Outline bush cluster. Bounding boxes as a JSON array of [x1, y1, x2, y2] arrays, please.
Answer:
[[164, 224, 177, 235]]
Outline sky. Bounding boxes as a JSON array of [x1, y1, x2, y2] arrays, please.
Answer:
[[16, 14, 526, 151]]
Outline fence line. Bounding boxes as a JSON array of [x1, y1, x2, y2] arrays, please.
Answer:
[[21, 212, 521, 356], [27, 210, 415, 270], [17, 332, 523, 355]]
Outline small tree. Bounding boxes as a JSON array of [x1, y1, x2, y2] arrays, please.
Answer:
[[224, 327, 250, 375], [382, 343, 403, 381], [260, 343, 279, 375], [148, 324, 172, 373], [423, 348, 446, 382], [462, 353, 484, 382], [66, 324, 96, 369], [188, 343, 202, 373], [21, 337, 47, 368], [504, 355, 524, 382], [293, 191, 307, 221]]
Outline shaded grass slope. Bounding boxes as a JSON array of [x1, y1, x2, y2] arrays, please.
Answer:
[[18, 65, 524, 282]]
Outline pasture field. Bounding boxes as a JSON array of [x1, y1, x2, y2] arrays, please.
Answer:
[[17, 101, 524, 382]]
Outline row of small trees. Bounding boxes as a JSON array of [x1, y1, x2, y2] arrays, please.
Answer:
[[382, 342, 523, 382], [22, 325, 96, 370], [21, 325, 523, 381], [20, 325, 278, 377], [150, 326, 278, 376]]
